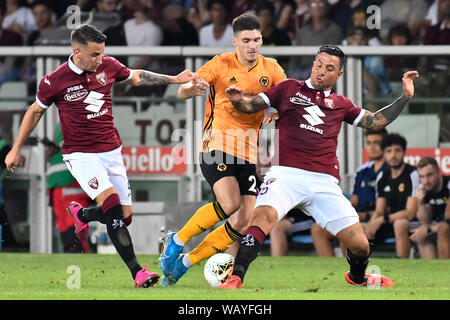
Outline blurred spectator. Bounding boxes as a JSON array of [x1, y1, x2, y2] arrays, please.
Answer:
[[363, 133, 420, 258], [384, 24, 419, 84], [230, 0, 256, 21], [269, 208, 314, 256], [27, 0, 55, 45], [117, 0, 142, 20], [344, 26, 391, 101], [352, 129, 389, 222], [289, 0, 343, 79], [198, 0, 233, 47], [95, 0, 127, 50], [380, 0, 430, 41], [268, 0, 295, 31], [417, 0, 450, 97], [2, 0, 37, 41], [0, 5, 23, 87], [159, 3, 198, 81], [161, 3, 198, 46], [287, 0, 309, 40], [311, 128, 388, 257], [187, 0, 210, 30], [331, 0, 378, 37], [123, 6, 164, 96], [255, 0, 292, 71], [124, 7, 163, 69], [410, 157, 450, 258], [45, 123, 91, 253]]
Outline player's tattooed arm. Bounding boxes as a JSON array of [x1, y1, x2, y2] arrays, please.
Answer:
[[358, 95, 410, 129], [226, 86, 268, 113], [125, 69, 196, 87], [358, 71, 418, 129]]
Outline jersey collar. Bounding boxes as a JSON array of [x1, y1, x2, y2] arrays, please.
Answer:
[[305, 78, 331, 97], [68, 54, 84, 75]]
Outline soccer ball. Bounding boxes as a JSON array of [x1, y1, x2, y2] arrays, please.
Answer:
[[204, 253, 234, 288]]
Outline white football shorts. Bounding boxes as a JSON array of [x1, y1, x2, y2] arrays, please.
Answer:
[[63, 146, 132, 205], [255, 166, 359, 236]]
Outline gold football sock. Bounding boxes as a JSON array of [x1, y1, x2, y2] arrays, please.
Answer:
[[177, 202, 228, 244], [187, 221, 242, 265]]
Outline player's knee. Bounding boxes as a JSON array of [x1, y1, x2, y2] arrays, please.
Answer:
[[348, 239, 370, 257], [219, 198, 241, 216], [437, 222, 450, 235], [393, 218, 410, 234], [251, 206, 278, 234]]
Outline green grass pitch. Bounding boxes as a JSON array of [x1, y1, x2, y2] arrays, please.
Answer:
[[0, 253, 449, 300]]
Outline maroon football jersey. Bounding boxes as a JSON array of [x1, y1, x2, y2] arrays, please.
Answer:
[[260, 78, 365, 180], [36, 55, 131, 154]]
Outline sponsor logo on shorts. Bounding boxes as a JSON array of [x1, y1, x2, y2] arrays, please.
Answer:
[[265, 177, 276, 185], [88, 177, 98, 189], [217, 163, 227, 171]]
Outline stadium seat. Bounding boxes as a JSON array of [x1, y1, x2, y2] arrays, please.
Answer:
[[0, 81, 28, 110]]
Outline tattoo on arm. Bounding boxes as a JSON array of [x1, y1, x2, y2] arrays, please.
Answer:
[[359, 95, 409, 129], [137, 70, 172, 87], [233, 95, 268, 114]]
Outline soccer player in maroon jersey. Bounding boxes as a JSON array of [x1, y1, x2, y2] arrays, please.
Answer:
[[4, 24, 196, 288], [220, 44, 419, 289]]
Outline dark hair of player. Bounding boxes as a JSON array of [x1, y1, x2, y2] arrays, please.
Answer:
[[232, 14, 262, 35], [381, 132, 407, 151], [417, 157, 439, 172], [365, 128, 388, 139], [317, 44, 345, 69], [70, 24, 107, 46]]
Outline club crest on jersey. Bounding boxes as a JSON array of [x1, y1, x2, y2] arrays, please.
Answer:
[[259, 76, 269, 87], [88, 177, 99, 189], [324, 98, 334, 109], [96, 71, 107, 86]]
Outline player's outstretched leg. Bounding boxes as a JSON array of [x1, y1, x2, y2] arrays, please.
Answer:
[[102, 193, 159, 288], [160, 201, 228, 283]]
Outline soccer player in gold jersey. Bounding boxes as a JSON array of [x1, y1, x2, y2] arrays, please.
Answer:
[[160, 13, 286, 285]]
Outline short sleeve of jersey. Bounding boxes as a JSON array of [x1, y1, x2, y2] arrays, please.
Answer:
[[36, 75, 54, 109], [258, 79, 293, 111], [270, 59, 287, 86], [110, 56, 131, 83], [343, 97, 366, 126], [197, 55, 220, 85]]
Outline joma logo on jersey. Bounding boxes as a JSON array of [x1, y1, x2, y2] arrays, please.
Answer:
[[67, 84, 84, 92]]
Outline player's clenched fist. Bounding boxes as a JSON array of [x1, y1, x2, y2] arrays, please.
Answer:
[[4, 149, 20, 173]]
